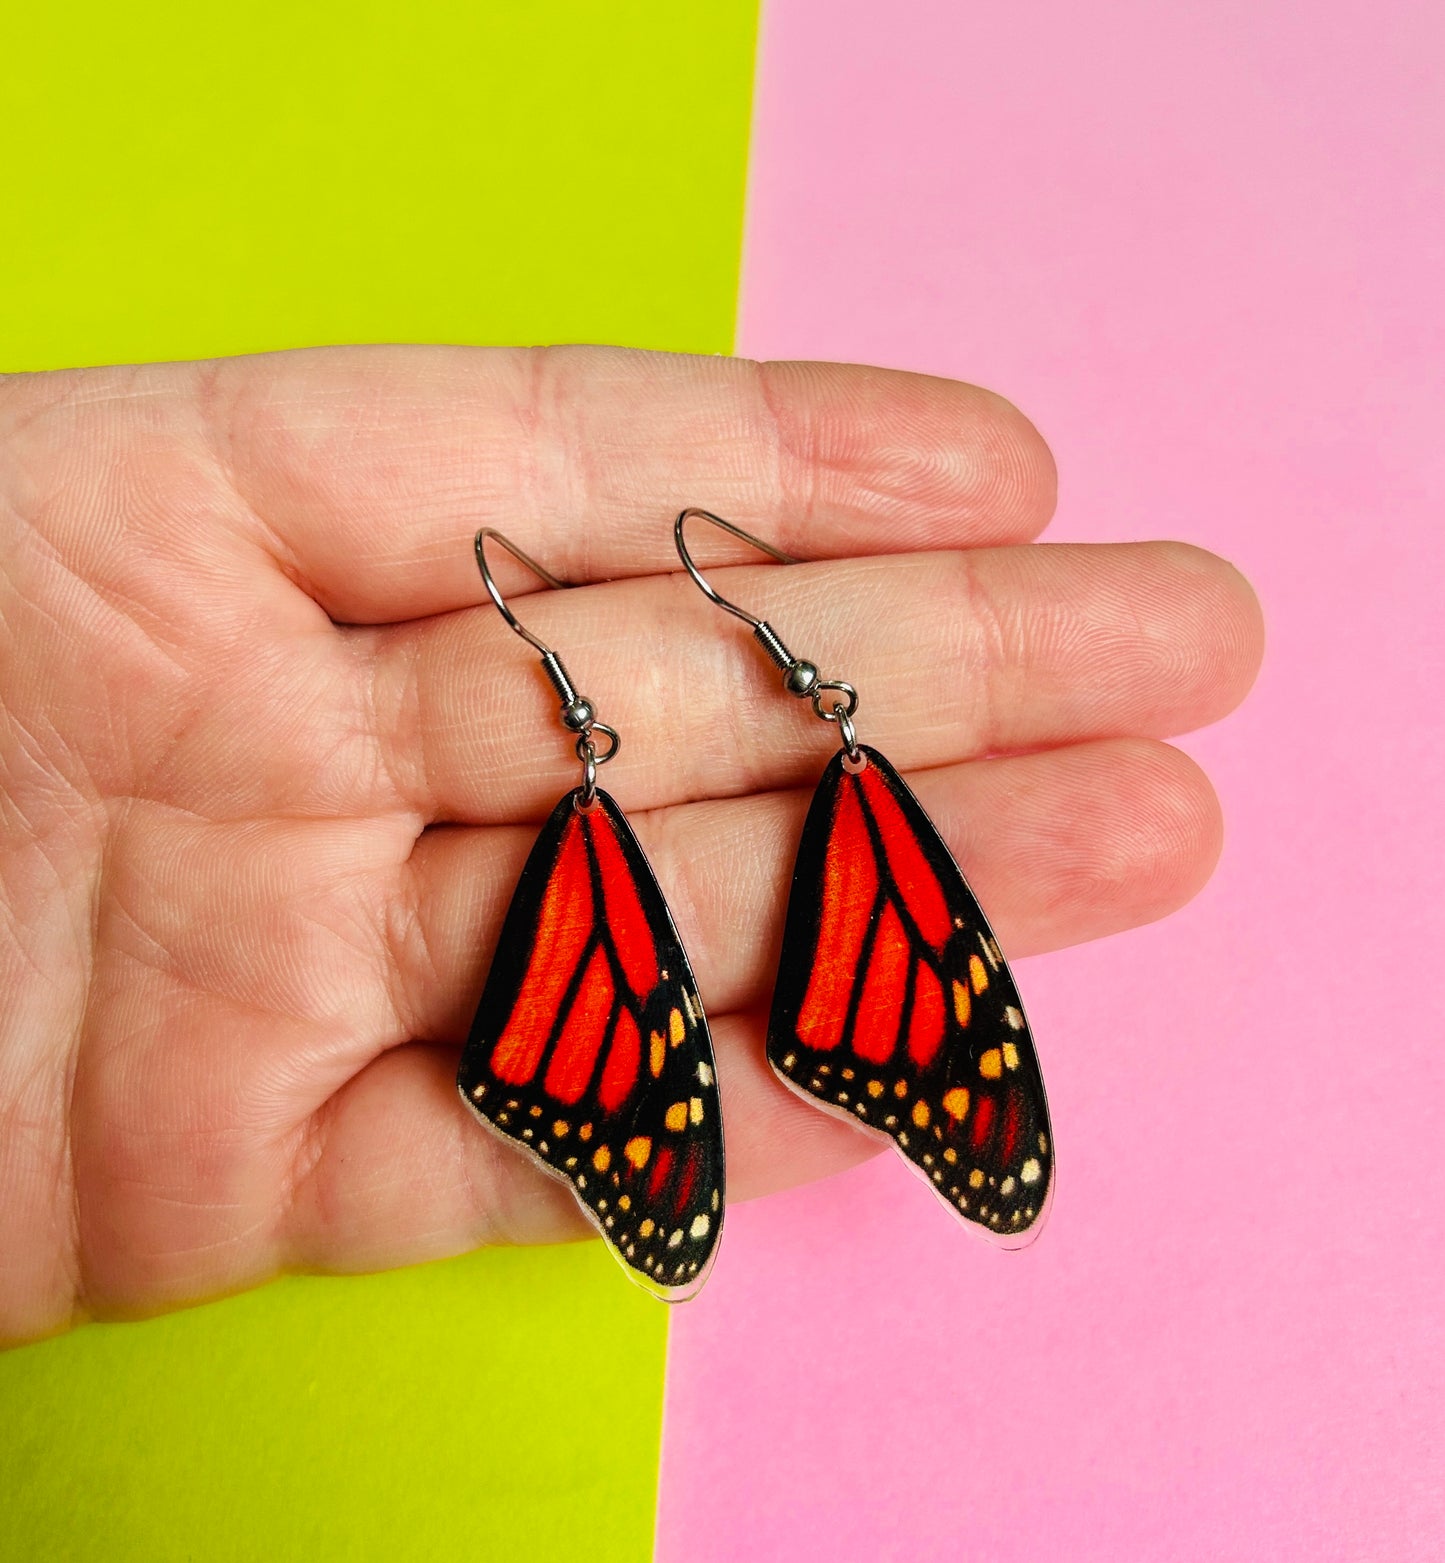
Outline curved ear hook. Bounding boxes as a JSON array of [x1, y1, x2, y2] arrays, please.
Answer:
[[672, 509, 863, 759], [672, 508, 800, 629], [473, 527, 619, 802], [474, 527, 571, 656]]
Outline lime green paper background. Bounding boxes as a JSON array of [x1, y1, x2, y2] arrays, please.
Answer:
[[0, 4, 757, 1559], [0, 1, 756, 369]]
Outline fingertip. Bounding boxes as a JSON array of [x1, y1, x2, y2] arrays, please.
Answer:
[[757, 358, 1057, 552], [1045, 737, 1225, 932], [1146, 541, 1266, 725]]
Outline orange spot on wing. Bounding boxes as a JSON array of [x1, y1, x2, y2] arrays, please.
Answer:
[[491, 815, 591, 1085], [541, 943, 614, 1103], [942, 1086, 970, 1120], [969, 952, 989, 994], [952, 978, 972, 1028], [585, 808, 659, 998], [851, 900, 912, 1065], [796, 781, 878, 1051], [857, 765, 951, 950], [907, 960, 946, 1067], [597, 1006, 642, 1112]]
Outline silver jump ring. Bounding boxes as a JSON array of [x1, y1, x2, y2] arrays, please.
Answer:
[[574, 722, 619, 811], [577, 741, 599, 810], [574, 722, 620, 767], [812, 681, 861, 762], [811, 680, 859, 723]]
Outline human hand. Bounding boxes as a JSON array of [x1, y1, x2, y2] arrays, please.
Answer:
[[0, 346, 1262, 1341]]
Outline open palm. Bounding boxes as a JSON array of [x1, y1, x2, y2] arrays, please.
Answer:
[[0, 346, 1262, 1341]]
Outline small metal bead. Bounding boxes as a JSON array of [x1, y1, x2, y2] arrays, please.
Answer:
[[783, 660, 819, 697], [561, 695, 595, 732]]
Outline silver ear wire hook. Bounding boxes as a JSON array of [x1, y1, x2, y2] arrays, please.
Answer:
[[474, 528, 569, 654], [673, 509, 800, 623], [673, 509, 862, 761], [474, 528, 620, 805]]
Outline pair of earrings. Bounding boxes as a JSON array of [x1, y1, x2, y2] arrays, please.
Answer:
[[457, 510, 1053, 1300]]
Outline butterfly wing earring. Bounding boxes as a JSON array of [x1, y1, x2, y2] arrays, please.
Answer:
[[674, 510, 1053, 1246], [456, 530, 724, 1298]]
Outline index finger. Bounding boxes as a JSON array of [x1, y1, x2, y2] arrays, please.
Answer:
[[207, 344, 1056, 622]]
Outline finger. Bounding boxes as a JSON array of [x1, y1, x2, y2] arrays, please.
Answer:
[[280, 1011, 878, 1276], [392, 738, 1222, 1046], [209, 345, 1057, 621], [362, 540, 1262, 821]]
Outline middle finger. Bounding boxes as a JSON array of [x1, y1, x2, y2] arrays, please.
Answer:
[[358, 540, 1259, 822]]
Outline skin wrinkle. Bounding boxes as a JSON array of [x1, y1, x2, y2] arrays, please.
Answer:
[[642, 573, 696, 821], [664, 569, 771, 806], [532, 347, 588, 585], [0, 956, 80, 1325], [2, 628, 111, 804], [105, 823, 403, 1036], [361, 624, 429, 820], [23, 525, 196, 679], [389, 820, 531, 1045], [509, 349, 549, 585], [636, 793, 711, 1010], [0, 1030, 78, 1319], [261, 648, 392, 821], [3, 546, 107, 1343], [755, 359, 824, 550], [653, 558, 807, 804], [719, 559, 933, 791], [24, 428, 222, 633], [376, 853, 446, 1043], [751, 359, 794, 539], [282, 1082, 342, 1266], [86, 888, 383, 1186], [936, 548, 1009, 759], [198, 359, 344, 611], [283, 1043, 554, 1268], [9, 571, 211, 823], [449, 1074, 531, 1252], [65, 780, 113, 1331], [190, 357, 340, 619], [128, 618, 384, 822]]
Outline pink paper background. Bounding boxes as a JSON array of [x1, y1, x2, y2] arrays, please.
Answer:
[[658, 3, 1445, 1558]]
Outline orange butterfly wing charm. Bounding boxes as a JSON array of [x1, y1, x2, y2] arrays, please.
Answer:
[[459, 790, 723, 1297], [770, 747, 1053, 1243]]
